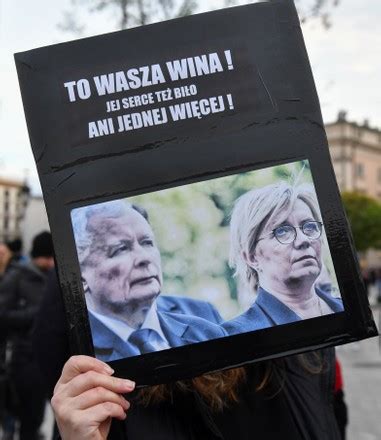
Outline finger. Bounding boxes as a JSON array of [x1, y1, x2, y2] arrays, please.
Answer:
[[64, 370, 135, 398], [82, 401, 127, 423], [58, 356, 114, 387], [54, 355, 114, 395], [74, 386, 131, 411]]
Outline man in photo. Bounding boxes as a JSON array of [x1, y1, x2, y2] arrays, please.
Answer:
[[72, 200, 226, 361]]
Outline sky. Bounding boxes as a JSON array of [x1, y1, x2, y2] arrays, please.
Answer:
[[0, 0, 380, 195]]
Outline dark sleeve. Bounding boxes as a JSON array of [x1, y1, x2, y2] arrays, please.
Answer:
[[0, 269, 18, 309], [2, 306, 39, 331], [32, 269, 71, 398], [0, 268, 35, 331]]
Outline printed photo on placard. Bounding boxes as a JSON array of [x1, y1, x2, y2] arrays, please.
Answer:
[[71, 159, 344, 362]]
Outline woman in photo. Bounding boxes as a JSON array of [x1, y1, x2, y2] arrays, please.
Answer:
[[224, 181, 344, 335]]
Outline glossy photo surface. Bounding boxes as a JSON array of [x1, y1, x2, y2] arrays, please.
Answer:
[[71, 160, 345, 363]]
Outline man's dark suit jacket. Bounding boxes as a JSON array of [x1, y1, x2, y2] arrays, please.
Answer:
[[90, 295, 227, 362], [223, 286, 344, 335]]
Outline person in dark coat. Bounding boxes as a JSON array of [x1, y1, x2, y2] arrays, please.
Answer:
[[0, 231, 55, 440], [0, 240, 21, 366], [51, 351, 341, 440], [0, 240, 20, 281], [34, 272, 341, 440], [0, 240, 23, 440]]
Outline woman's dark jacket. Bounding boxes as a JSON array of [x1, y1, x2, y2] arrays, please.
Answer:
[[33, 271, 340, 440], [223, 286, 344, 335]]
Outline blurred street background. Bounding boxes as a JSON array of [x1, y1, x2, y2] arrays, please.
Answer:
[[1, 0, 380, 439]]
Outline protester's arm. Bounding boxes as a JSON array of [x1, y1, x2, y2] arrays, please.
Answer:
[[51, 355, 135, 440]]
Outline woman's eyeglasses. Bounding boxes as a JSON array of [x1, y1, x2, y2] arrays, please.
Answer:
[[257, 221, 323, 245]]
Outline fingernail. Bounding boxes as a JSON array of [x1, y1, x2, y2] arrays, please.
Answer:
[[123, 379, 135, 389], [104, 365, 114, 375], [122, 397, 130, 409]]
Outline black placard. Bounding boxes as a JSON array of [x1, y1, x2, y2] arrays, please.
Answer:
[[15, 0, 377, 385]]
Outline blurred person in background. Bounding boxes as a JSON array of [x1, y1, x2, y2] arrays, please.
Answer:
[[6, 238, 27, 265], [0, 243, 14, 281], [0, 243, 12, 280], [0, 231, 55, 440], [0, 239, 25, 280], [361, 266, 371, 298], [376, 267, 381, 304], [333, 357, 348, 440], [0, 239, 24, 440], [315, 263, 349, 427]]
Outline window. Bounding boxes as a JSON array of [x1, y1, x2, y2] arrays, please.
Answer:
[[356, 163, 364, 178]]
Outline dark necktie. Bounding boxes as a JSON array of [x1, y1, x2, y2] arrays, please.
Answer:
[[128, 328, 158, 354]]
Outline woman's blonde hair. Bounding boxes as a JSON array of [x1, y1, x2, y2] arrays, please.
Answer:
[[229, 181, 321, 291]]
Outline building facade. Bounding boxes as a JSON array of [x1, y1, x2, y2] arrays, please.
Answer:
[[0, 177, 30, 243], [326, 111, 381, 200], [326, 112, 381, 269], [21, 196, 50, 255]]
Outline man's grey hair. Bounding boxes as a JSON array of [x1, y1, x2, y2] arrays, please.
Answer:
[[229, 181, 322, 291], [71, 200, 147, 267]]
